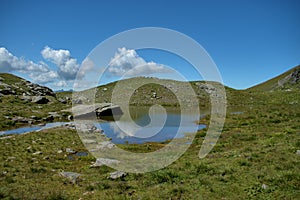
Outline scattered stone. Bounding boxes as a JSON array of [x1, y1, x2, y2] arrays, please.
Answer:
[[72, 99, 82, 104], [76, 123, 98, 133], [58, 98, 67, 104], [82, 139, 97, 144], [43, 115, 54, 122], [261, 183, 268, 190], [0, 88, 16, 95], [48, 112, 61, 118], [66, 148, 76, 154], [91, 158, 120, 167], [59, 172, 81, 184], [7, 156, 16, 161], [11, 116, 31, 123], [57, 150, 63, 154], [95, 141, 115, 150], [0, 135, 14, 140], [0, 77, 4, 81], [32, 151, 42, 155], [108, 171, 127, 180], [67, 115, 73, 121], [30, 115, 38, 120], [296, 150, 300, 155], [19, 95, 32, 101], [32, 96, 49, 104], [65, 123, 76, 129]]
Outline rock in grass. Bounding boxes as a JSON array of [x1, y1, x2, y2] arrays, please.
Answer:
[[32, 96, 49, 104], [91, 158, 120, 167], [108, 171, 127, 180], [32, 151, 42, 155], [261, 183, 268, 190], [296, 150, 300, 155], [59, 172, 81, 184], [66, 148, 76, 154]]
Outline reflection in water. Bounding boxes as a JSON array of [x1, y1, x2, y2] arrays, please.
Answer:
[[95, 106, 207, 144], [0, 107, 207, 144]]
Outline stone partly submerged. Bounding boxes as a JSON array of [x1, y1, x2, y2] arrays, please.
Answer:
[[64, 103, 123, 119]]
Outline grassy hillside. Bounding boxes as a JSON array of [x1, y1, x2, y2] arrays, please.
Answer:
[[248, 65, 300, 91], [0, 89, 299, 199], [0, 73, 71, 131]]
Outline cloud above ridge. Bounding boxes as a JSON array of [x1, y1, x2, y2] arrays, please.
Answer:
[[108, 47, 171, 77]]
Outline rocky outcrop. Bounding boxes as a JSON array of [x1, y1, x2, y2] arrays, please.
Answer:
[[0, 73, 56, 97]]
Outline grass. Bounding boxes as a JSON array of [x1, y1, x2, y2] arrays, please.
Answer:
[[0, 95, 71, 131], [0, 73, 299, 199], [0, 88, 299, 199]]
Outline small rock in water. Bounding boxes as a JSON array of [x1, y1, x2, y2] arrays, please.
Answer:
[[59, 172, 81, 184], [108, 171, 127, 180]]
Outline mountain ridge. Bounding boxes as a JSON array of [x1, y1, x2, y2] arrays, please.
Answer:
[[247, 65, 300, 91]]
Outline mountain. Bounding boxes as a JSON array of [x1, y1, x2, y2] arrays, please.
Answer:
[[248, 65, 300, 91], [0, 73, 55, 97]]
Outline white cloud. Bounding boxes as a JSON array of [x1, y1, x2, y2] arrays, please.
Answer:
[[41, 46, 80, 80], [54, 80, 68, 87], [0, 47, 49, 73], [77, 57, 95, 78], [108, 47, 171, 77], [29, 71, 59, 84]]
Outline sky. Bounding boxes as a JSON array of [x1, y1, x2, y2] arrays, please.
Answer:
[[0, 0, 299, 90]]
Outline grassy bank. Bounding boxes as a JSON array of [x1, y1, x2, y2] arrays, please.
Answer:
[[0, 90, 299, 199]]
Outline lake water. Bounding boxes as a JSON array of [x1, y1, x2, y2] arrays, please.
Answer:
[[0, 106, 206, 144]]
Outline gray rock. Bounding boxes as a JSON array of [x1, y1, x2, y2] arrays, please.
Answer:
[[58, 98, 67, 104], [0, 88, 15, 95], [32, 151, 42, 155], [20, 95, 32, 102], [12, 116, 31, 123], [30, 115, 38, 120], [67, 115, 73, 121], [72, 99, 82, 104], [0, 77, 4, 81], [66, 148, 76, 154], [59, 172, 81, 184], [296, 150, 300, 155], [91, 158, 120, 167], [108, 171, 127, 179], [95, 141, 115, 150], [43, 115, 54, 122], [261, 184, 268, 190], [48, 112, 61, 118], [32, 96, 49, 104]]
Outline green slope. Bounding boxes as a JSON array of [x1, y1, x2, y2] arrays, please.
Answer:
[[248, 65, 300, 91]]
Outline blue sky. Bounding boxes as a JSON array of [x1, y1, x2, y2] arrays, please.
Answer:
[[0, 0, 299, 90]]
